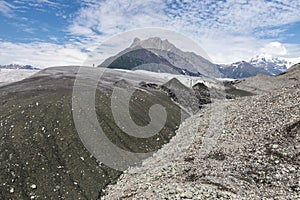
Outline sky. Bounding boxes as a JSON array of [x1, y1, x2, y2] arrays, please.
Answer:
[[0, 0, 299, 68]]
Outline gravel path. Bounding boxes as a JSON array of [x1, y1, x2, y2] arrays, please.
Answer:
[[102, 81, 300, 199]]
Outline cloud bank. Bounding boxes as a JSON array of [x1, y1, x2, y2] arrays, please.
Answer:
[[0, 41, 86, 67], [0, 0, 299, 67], [68, 0, 300, 63]]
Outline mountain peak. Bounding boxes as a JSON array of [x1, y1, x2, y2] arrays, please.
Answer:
[[250, 53, 273, 61], [249, 54, 292, 74], [101, 36, 219, 77], [130, 37, 176, 51], [132, 37, 141, 45], [249, 54, 292, 66]]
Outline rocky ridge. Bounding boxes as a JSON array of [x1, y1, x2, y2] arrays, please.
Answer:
[[100, 37, 221, 78]]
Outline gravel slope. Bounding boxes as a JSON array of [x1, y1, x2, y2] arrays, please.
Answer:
[[231, 63, 299, 94], [0, 66, 185, 199], [102, 77, 299, 199]]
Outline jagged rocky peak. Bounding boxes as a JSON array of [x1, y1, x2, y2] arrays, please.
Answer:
[[132, 37, 141, 45], [130, 37, 176, 51]]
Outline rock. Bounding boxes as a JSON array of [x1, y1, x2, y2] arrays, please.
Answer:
[[30, 184, 37, 189], [176, 187, 184, 194]]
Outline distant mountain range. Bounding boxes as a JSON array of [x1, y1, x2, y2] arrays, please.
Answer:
[[0, 64, 40, 70], [1, 40, 295, 80], [99, 37, 296, 79], [218, 55, 293, 79]]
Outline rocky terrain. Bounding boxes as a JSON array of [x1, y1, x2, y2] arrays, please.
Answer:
[[102, 64, 300, 199], [0, 65, 242, 199], [0, 63, 298, 199]]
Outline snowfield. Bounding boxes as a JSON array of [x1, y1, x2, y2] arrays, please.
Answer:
[[0, 69, 39, 86]]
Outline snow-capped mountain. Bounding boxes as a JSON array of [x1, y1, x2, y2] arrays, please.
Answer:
[[218, 55, 294, 79], [218, 61, 269, 79], [0, 64, 40, 70], [249, 54, 292, 75]]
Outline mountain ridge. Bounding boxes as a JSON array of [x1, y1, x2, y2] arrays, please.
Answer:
[[218, 54, 295, 79], [99, 37, 297, 79], [99, 37, 221, 78]]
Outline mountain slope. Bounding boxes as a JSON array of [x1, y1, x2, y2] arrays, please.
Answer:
[[105, 48, 191, 75], [100, 37, 220, 78], [276, 63, 300, 80], [218, 61, 269, 79]]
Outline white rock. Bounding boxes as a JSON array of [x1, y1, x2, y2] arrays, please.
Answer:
[[30, 184, 37, 189]]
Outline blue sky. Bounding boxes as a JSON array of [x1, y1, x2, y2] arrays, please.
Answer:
[[0, 0, 299, 67]]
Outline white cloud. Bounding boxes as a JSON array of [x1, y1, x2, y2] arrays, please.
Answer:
[[260, 42, 288, 56], [0, 42, 87, 68], [70, 0, 168, 36], [14, 0, 60, 8], [70, 0, 300, 38], [0, 0, 15, 17], [67, 0, 300, 64], [199, 35, 262, 64], [69, 24, 95, 35], [35, 0, 59, 5], [1, 0, 300, 66]]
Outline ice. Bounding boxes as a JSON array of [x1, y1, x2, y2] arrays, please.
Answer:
[[0, 69, 38, 86]]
